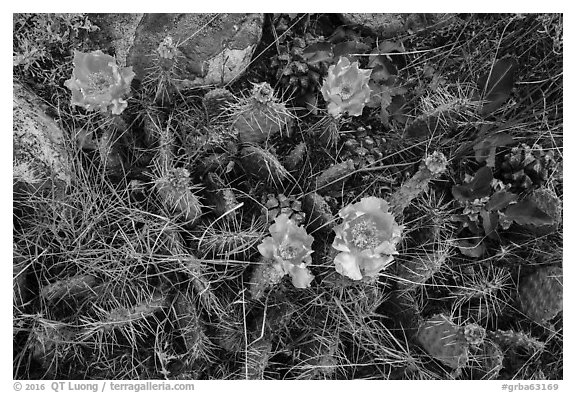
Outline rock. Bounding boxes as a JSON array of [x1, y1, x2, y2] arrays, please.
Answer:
[[89, 14, 144, 67], [13, 81, 73, 192], [128, 13, 263, 87], [341, 13, 458, 38]]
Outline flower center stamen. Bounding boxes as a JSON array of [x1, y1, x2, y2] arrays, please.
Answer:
[[338, 84, 354, 100], [85, 71, 114, 95], [278, 241, 299, 261], [349, 216, 383, 250]]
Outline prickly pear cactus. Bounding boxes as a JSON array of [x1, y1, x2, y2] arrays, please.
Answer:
[[416, 314, 469, 369], [486, 329, 545, 353], [248, 257, 285, 300], [231, 82, 293, 144], [155, 167, 202, 226], [395, 251, 447, 290], [518, 266, 562, 323], [389, 151, 448, 217], [203, 87, 235, 120], [314, 159, 356, 194], [469, 339, 504, 380], [302, 192, 336, 232]]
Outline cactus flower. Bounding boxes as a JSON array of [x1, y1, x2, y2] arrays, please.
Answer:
[[332, 197, 403, 280], [321, 57, 372, 118], [64, 50, 135, 115], [257, 214, 314, 288]]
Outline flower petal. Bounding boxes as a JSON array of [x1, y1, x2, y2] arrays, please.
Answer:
[[359, 254, 395, 277], [286, 265, 314, 288], [257, 236, 276, 259], [334, 252, 363, 280]]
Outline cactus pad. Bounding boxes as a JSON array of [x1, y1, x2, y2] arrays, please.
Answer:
[[417, 314, 469, 369], [519, 266, 562, 323]]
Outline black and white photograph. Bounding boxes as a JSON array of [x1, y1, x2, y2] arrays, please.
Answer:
[[12, 10, 564, 384]]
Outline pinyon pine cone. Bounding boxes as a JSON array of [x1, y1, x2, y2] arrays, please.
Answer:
[[261, 193, 305, 226], [501, 143, 559, 191]]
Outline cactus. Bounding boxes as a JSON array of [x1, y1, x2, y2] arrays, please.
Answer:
[[463, 323, 486, 346], [469, 340, 504, 380], [231, 82, 293, 144], [518, 266, 562, 323], [204, 172, 239, 221], [487, 329, 545, 353], [297, 338, 339, 379], [155, 167, 202, 226], [29, 319, 78, 377], [196, 219, 265, 259], [91, 291, 166, 333], [395, 251, 447, 290], [172, 292, 209, 362], [388, 290, 423, 339], [185, 124, 238, 156], [389, 151, 448, 217], [302, 191, 336, 232], [40, 274, 98, 303], [523, 187, 562, 235], [203, 87, 235, 121], [13, 245, 30, 310], [239, 144, 289, 186], [283, 141, 307, 171], [248, 257, 286, 300], [214, 302, 246, 353], [416, 314, 469, 369], [245, 338, 272, 379], [314, 159, 356, 194]]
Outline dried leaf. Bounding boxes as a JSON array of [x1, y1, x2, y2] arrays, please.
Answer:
[[76, 128, 97, 150], [367, 81, 392, 108], [504, 199, 554, 227], [480, 210, 499, 239], [473, 133, 515, 167], [404, 115, 440, 139], [333, 41, 370, 62], [452, 167, 493, 202], [477, 56, 518, 115], [374, 40, 405, 55], [389, 94, 408, 124], [485, 191, 518, 211], [457, 238, 486, 258], [302, 41, 333, 65], [370, 63, 395, 83]]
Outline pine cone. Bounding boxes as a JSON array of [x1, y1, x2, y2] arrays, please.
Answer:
[[270, 33, 329, 96], [261, 193, 305, 226], [501, 143, 559, 191], [340, 126, 386, 167]]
